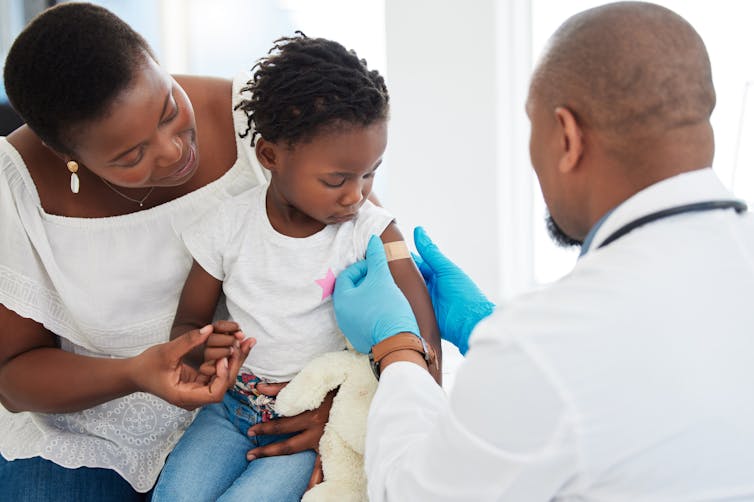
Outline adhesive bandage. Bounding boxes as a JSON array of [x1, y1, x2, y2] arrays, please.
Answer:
[[383, 240, 411, 262]]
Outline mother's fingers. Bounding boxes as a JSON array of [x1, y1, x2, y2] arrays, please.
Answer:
[[248, 412, 307, 437], [171, 357, 228, 409], [307, 455, 324, 489], [168, 325, 213, 361], [245, 390, 334, 459], [254, 381, 287, 396], [226, 337, 255, 387], [246, 425, 320, 460], [204, 347, 234, 362]]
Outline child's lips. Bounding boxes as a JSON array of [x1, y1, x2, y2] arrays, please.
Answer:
[[332, 213, 356, 223]]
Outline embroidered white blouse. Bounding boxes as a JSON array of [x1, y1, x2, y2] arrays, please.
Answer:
[[0, 74, 267, 492]]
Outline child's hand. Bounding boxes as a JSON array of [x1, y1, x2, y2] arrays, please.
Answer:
[[197, 321, 255, 390], [247, 389, 335, 461], [201, 320, 243, 365]]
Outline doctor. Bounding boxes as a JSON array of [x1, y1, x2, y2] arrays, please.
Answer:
[[333, 2, 754, 500]]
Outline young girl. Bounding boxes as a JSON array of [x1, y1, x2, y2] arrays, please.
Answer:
[[151, 34, 441, 501]]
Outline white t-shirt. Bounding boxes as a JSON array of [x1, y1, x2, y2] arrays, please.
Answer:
[[183, 183, 394, 382], [365, 168, 754, 501], [0, 73, 268, 492]]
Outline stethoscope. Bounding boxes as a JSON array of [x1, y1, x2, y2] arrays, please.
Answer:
[[597, 200, 748, 249]]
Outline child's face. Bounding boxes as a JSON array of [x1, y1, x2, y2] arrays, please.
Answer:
[[266, 120, 387, 225]]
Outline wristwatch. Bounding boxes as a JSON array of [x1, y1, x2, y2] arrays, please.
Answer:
[[369, 333, 438, 380]]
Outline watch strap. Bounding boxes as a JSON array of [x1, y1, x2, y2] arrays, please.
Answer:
[[369, 333, 438, 380]]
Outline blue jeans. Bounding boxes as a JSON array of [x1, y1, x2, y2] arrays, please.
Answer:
[[0, 454, 149, 501], [152, 393, 316, 502]]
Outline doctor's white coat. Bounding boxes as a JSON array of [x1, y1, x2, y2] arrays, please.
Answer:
[[366, 168, 754, 501]]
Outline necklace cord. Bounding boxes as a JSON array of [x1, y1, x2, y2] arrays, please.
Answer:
[[99, 177, 155, 207]]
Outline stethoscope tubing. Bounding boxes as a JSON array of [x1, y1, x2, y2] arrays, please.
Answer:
[[597, 200, 748, 249]]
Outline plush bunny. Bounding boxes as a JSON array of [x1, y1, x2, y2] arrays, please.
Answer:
[[274, 349, 377, 502]]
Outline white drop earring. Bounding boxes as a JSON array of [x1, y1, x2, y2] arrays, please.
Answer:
[[67, 160, 79, 194]]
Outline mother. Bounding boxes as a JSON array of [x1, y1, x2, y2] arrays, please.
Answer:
[[0, 3, 326, 500]]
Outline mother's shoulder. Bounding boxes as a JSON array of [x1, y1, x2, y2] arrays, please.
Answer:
[[175, 75, 232, 118]]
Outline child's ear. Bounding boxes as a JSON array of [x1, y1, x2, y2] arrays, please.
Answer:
[[255, 138, 279, 171]]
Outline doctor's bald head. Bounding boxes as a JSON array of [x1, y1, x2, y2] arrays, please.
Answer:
[[530, 1, 715, 158]]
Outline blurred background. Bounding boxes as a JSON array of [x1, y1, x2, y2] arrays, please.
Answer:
[[2, 0, 754, 305]]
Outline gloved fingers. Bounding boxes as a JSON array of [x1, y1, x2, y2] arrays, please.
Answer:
[[414, 226, 453, 273], [411, 251, 434, 284], [334, 259, 368, 294], [364, 234, 390, 275]]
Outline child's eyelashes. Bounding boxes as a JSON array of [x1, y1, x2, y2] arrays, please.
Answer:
[[321, 178, 346, 188], [321, 168, 377, 187]]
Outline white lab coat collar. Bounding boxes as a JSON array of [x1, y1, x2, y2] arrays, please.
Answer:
[[581, 167, 735, 255]]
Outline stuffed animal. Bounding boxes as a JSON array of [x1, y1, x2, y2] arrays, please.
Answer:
[[274, 348, 377, 502]]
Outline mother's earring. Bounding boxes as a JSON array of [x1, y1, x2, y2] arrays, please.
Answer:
[[67, 160, 79, 194]]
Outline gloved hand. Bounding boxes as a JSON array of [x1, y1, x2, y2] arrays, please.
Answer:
[[333, 235, 420, 354], [412, 226, 495, 355]]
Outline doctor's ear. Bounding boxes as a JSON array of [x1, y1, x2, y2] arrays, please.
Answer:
[[255, 138, 280, 171], [554, 106, 584, 174]]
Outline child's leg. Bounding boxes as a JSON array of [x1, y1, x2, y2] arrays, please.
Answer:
[[215, 385, 317, 502], [151, 394, 252, 502], [217, 437, 317, 502]]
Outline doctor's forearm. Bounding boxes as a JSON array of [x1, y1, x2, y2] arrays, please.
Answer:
[[366, 363, 447, 501], [379, 349, 429, 375]]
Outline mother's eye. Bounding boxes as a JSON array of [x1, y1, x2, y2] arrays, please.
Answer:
[[160, 100, 179, 125], [116, 147, 145, 167]]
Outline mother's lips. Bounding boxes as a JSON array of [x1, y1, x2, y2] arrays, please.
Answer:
[[161, 145, 196, 181]]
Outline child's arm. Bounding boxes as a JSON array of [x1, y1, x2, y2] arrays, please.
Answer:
[[380, 223, 443, 383], [172, 260, 246, 373]]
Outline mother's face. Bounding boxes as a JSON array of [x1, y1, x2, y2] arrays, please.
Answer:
[[65, 56, 200, 188]]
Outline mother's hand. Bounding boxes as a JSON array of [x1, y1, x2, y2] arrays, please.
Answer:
[[130, 325, 253, 410], [246, 389, 335, 487]]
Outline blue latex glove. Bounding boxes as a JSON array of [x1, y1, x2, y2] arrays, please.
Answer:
[[412, 226, 495, 355], [333, 235, 420, 354]]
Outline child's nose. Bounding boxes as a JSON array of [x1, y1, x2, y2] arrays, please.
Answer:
[[340, 184, 364, 207]]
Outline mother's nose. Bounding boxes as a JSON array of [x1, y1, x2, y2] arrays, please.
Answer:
[[157, 133, 183, 166]]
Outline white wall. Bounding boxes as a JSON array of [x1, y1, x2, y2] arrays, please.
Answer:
[[384, 0, 533, 302]]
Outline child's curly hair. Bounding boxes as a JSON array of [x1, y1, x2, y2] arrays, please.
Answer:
[[236, 32, 389, 147]]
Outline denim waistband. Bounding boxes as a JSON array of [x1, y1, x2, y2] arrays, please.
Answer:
[[228, 371, 279, 422]]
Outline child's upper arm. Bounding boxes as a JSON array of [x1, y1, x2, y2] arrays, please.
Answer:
[[171, 260, 223, 340], [380, 222, 443, 383]]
